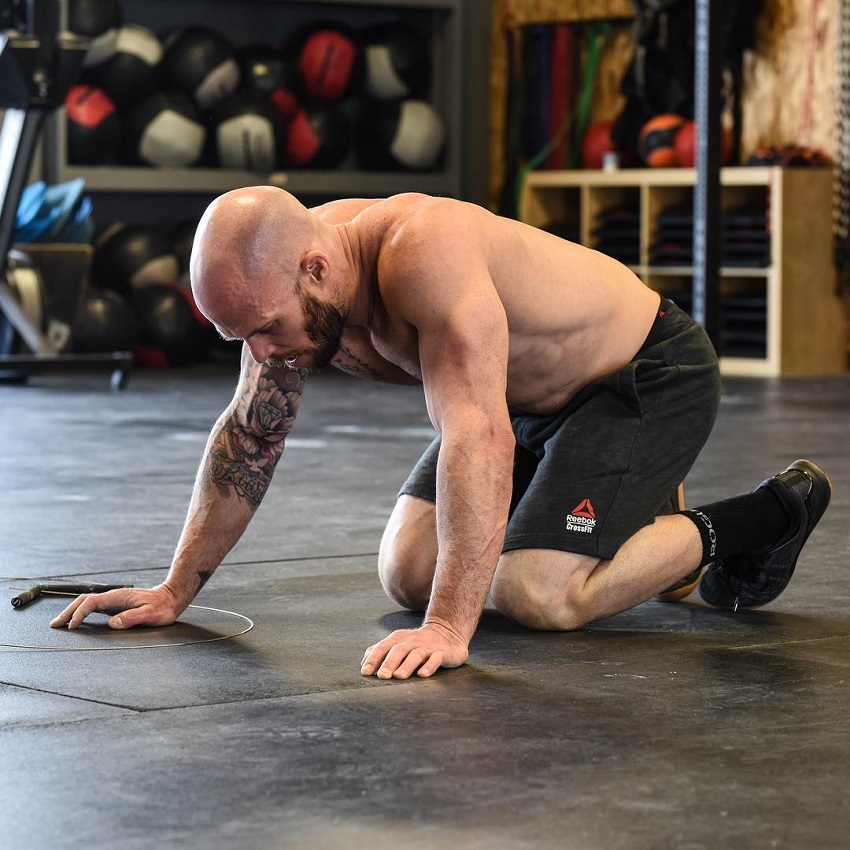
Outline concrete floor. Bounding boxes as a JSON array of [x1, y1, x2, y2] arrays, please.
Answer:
[[1, 364, 848, 849]]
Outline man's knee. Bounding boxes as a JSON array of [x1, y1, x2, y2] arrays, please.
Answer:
[[378, 495, 438, 612], [490, 549, 597, 631]]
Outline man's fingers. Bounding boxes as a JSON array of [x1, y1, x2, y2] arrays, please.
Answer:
[[50, 588, 165, 629], [49, 594, 87, 629], [391, 649, 432, 680]]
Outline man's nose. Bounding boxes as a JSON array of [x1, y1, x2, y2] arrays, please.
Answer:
[[246, 337, 275, 364]]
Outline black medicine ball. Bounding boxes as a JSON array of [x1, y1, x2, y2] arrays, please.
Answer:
[[92, 223, 181, 298], [297, 25, 364, 102], [162, 26, 241, 110], [133, 282, 209, 368], [356, 99, 445, 171], [211, 92, 285, 172], [69, 0, 122, 68], [88, 24, 162, 107], [122, 92, 206, 168], [65, 84, 120, 165], [72, 287, 137, 353], [284, 104, 351, 169], [237, 43, 301, 122], [363, 23, 430, 100]]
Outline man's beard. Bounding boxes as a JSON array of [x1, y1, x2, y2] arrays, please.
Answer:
[[296, 282, 346, 372]]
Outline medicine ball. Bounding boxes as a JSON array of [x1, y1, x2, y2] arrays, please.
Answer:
[[363, 23, 430, 100], [133, 282, 209, 368], [162, 26, 241, 111], [356, 99, 445, 171], [638, 114, 686, 167], [71, 287, 137, 353], [237, 44, 301, 122], [674, 120, 735, 168], [283, 104, 351, 169], [69, 0, 122, 68], [581, 121, 617, 170], [65, 84, 120, 165], [88, 24, 163, 108], [210, 92, 285, 172], [122, 92, 206, 168], [297, 26, 363, 102], [92, 223, 180, 298]]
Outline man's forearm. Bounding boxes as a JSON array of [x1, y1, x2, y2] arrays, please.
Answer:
[[162, 407, 286, 608], [423, 433, 514, 643]]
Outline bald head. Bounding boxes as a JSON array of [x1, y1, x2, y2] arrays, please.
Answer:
[[190, 186, 318, 331]]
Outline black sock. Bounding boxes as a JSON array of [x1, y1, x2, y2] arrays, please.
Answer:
[[680, 488, 793, 567]]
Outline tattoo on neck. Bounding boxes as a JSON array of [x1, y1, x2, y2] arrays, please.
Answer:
[[333, 341, 387, 381]]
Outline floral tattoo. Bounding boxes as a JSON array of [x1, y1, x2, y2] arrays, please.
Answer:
[[207, 369, 304, 508]]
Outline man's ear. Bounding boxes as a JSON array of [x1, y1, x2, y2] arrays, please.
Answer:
[[301, 250, 329, 285]]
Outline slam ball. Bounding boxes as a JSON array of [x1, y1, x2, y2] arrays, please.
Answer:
[[238, 44, 301, 122], [638, 114, 686, 167], [72, 288, 137, 353], [133, 283, 209, 368], [162, 26, 241, 111], [88, 24, 163, 108], [674, 120, 735, 168], [581, 121, 617, 170], [68, 0, 122, 68], [123, 92, 206, 168], [356, 99, 445, 171], [65, 84, 120, 165], [284, 104, 351, 169], [297, 26, 363, 101], [363, 23, 430, 100], [92, 223, 181, 298], [211, 92, 285, 172]]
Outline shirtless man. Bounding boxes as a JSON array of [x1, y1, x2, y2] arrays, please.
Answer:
[[51, 188, 832, 680]]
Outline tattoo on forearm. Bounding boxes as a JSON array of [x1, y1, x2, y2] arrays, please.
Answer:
[[196, 570, 212, 591], [205, 370, 303, 508]]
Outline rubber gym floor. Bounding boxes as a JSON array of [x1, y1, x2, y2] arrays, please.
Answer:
[[1, 364, 848, 850]]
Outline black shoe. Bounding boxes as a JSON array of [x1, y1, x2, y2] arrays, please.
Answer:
[[698, 459, 832, 611]]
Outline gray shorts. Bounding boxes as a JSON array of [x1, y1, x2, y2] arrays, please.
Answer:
[[398, 298, 721, 560]]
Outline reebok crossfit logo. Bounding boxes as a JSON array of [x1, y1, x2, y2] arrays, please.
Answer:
[[566, 499, 597, 534]]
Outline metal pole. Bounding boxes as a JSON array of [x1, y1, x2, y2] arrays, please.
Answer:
[[692, 0, 722, 349]]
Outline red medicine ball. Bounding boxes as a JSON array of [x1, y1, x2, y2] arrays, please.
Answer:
[[65, 84, 120, 165], [581, 121, 616, 169], [674, 120, 735, 167], [638, 114, 686, 167], [284, 104, 351, 169], [297, 27, 362, 101]]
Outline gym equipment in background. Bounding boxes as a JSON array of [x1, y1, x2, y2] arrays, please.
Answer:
[[362, 22, 430, 101], [161, 25, 240, 111], [284, 104, 351, 169], [121, 91, 206, 168], [0, 0, 132, 387], [65, 83, 120, 165], [91, 222, 180, 297], [85, 23, 162, 108], [209, 91, 285, 172], [296, 24, 363, 102], [67, 0, 121, 68], [356, 99, 445, 171]]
